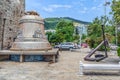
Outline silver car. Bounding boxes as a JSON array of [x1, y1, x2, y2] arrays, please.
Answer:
[[59, 42, 77, 50]]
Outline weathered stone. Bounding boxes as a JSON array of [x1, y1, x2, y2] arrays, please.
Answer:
[[0, 0, 25, 50]]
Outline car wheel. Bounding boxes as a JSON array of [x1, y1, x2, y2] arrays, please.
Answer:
[[69, 47, 72, 51]]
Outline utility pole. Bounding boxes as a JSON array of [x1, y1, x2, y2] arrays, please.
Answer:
[[78, 25, 83, 48]]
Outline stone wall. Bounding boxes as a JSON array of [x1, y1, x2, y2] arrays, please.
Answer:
[[0, 0, 25, 50]]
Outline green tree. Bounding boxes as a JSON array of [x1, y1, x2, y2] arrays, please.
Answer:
[[87, 16, 115, 49], [111, 0, 120, 46], [88, 17, 102, 38], [111, 0, 120, 24], [56, 20, 75, 42], [82, 34, 87, 40], [46, 31, 53, 41], [73, 34, 80, 43], [45, 20, 77, 45], [49, 33, 64, 44]]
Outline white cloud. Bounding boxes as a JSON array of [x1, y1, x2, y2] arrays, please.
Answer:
[[72, 0, 85, 5], [42, 4, 72, 12], [91, 7, 97, 10], [79, 7, 88, 14], [50, 4, 72, 8], [42, 7, 54, 12], [91, 3, 103, 11]]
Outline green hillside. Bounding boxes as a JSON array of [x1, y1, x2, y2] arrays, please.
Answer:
[[44, 17, 90, 30]]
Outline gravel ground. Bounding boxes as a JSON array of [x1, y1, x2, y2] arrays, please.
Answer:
[[0, 48, 120, 80]]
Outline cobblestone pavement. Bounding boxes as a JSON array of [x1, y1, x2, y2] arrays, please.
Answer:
[[0, 48, 120, 80]]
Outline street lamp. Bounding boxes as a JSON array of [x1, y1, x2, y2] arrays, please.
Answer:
[[103, 0, 110, 25], [78, 25, 83, 48]]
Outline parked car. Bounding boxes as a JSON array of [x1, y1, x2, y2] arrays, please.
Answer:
[[81, 43, 88, 48], [59, 42, 77, 50], [54, 44, 60, 48], [109, 44, 118, 50]]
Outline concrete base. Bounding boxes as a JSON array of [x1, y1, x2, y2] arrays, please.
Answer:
[[0, 49, 59, 63], [0, 55, 10, 61]]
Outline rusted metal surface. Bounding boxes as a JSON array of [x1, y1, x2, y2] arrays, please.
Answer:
[[84, 25, 108, 62]]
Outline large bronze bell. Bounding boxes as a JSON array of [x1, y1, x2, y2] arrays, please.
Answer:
[[10, 11, 52, 51]]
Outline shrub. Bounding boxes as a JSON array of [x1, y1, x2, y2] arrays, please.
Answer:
[[117, 47, 120, 57]]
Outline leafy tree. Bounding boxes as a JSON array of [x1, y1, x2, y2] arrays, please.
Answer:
[[82, 34, 87, 40], [73, 34, 80, 43], [49, 33, 64, 44], [46, 31, 53, 41], [88, 17, 102, 39], [46, 20, 76, 45], [111, 0, 120, 24], [117, 32, 120, 46], [55, 20, 75, 42], [111, 0, 120, 46], [86, 16, 115, 50]]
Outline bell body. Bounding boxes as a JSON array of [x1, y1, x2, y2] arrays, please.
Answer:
[[10, 12, 52, 51]]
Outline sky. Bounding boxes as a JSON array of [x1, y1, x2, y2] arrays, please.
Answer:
[[26, 0, 112, 22]]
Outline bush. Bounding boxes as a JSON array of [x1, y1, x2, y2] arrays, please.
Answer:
[[98, 45, 110, 51], [117, 47, 120, 56]]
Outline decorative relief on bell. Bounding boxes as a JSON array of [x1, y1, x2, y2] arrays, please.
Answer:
[[33, 28, 43, 38]]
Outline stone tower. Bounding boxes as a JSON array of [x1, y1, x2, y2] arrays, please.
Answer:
[[0, 0, 25, 50]]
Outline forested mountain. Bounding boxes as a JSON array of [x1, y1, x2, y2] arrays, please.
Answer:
[[44, 17, 90, 30]]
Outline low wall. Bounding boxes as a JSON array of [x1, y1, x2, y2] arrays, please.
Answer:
[[0, 55, 9, 61]]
